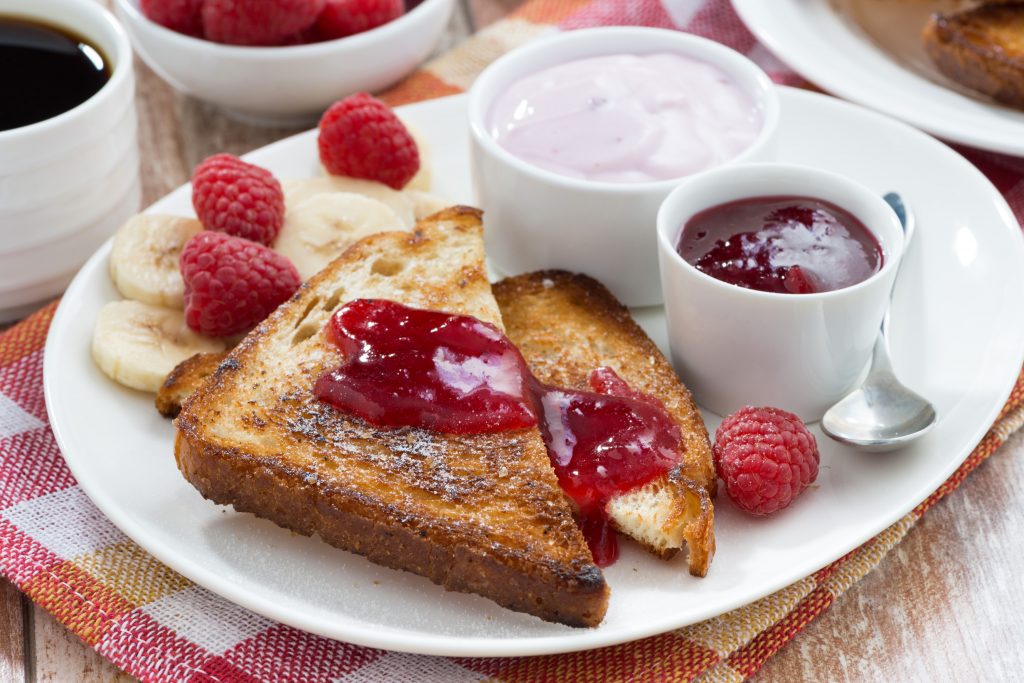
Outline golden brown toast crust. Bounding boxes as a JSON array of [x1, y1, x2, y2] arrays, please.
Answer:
[[156, 351, 228, 418], [924, 4, 1024, 107], [175, 433, 605, 626], [493, 271, 715, 576], [174, 208, 608, 627]]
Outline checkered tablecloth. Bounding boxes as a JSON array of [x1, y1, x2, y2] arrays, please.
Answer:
[[3, 1, 1024, 681]]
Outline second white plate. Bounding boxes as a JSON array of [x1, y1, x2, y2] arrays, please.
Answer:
[[733, 0, 1024, 157], [45, 89, 1024, 657]]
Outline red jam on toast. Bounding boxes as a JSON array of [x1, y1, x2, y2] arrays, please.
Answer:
[[315, 299, 685, 565]]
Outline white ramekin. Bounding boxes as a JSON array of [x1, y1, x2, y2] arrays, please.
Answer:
[[656, 163, 904, 421], [114, 0, 456, 126], [0, 0, 140, 321], [469, 27, 779, 307]]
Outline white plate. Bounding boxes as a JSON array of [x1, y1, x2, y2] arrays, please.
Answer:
[[733, 0, 1024, 157], [45, 89, 1024, 657]]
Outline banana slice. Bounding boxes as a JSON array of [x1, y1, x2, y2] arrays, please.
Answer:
[[406, 190, 449, 221], [275, 192, 407, 280], [92, 300, 226, 393], [109, 214, 202, 309], [284, 177, 415, 228], [402, 121, 432, 192]]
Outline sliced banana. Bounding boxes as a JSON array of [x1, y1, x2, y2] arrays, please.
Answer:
[[92, 300, 226, 393], [406, 190, 450, 221], [275, 192, 408, 280], [402, 121, 432, 192], [284, 177, 415, 228], [109, 214, 202, 309]]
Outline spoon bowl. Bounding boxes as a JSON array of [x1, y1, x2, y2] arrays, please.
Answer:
[[821, 341, 938, 451], [821, 192, 938, 451]]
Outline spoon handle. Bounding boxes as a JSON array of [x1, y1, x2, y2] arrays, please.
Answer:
[[870, 326, 894, 375], [878, 192, 914, 367]]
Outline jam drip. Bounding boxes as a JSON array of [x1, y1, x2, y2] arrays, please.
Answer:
[[538, 368, 683, 565], [315, 299, 684, 566]]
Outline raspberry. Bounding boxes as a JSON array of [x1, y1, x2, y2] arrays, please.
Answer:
[[191, 154, 285, 246], [311, 0, 404, 40], [714, 406, 819, 516], [318, 93, 420, 190], [140, 0, 204, 36], [783, 265, 816, 294], [180, 232, 301, 337], [201, 0, 326, 46]]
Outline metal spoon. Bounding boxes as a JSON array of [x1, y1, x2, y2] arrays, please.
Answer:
[[821, 193, 937, 452]]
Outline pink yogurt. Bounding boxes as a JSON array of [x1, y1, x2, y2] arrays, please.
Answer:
[[487, 52, 763, 183]]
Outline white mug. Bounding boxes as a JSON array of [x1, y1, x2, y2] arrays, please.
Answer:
[[0, 0, 140, 319]]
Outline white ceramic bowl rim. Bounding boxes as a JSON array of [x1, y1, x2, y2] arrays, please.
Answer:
[[115, 0, 448, 57], [0, 0, 132, 141], [468, 26, 780, 194], [656, 162, 905, 301]]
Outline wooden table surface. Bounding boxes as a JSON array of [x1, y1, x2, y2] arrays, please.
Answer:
[[2, 1, 1023, 680]]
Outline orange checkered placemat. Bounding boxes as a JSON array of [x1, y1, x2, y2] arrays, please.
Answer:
[[2, 1, 1024, 681]]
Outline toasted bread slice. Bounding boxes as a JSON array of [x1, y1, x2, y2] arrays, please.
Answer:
[[493, 272, 715, 576], [163, 269, 717, 575], [923, 3, 1024, 108], [174, 208, 608, 627], [156, 351, 228, 418]]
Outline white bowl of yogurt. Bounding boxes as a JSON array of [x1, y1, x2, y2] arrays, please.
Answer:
[[468, 27, 779, 306]]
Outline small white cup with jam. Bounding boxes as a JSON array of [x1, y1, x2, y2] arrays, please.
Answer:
[[469, 27, 779, 307], [656, 163, 904, 421]]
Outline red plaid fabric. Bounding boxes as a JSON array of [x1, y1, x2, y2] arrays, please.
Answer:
[[2, 1, 1023, 681]]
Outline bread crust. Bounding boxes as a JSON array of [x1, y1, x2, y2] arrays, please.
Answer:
[[923, 4, 1024, 108], [156, 351, 228, 418], [175, 431, 607, 626]]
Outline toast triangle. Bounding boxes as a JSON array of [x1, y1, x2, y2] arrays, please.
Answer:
[[174, 207, 609, 627], [494, 272, 715, 576]]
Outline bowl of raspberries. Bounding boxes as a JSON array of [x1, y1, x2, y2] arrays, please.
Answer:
[[113, 0, 455, 124]]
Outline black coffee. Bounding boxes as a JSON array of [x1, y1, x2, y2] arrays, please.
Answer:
[[0, 17, 110, 132]]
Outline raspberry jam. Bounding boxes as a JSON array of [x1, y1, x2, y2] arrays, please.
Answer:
[[315, 300, 684, 566], [676, 196, 882, 294], [539, 367, 683, 565], [313, 299, 536, 434]]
